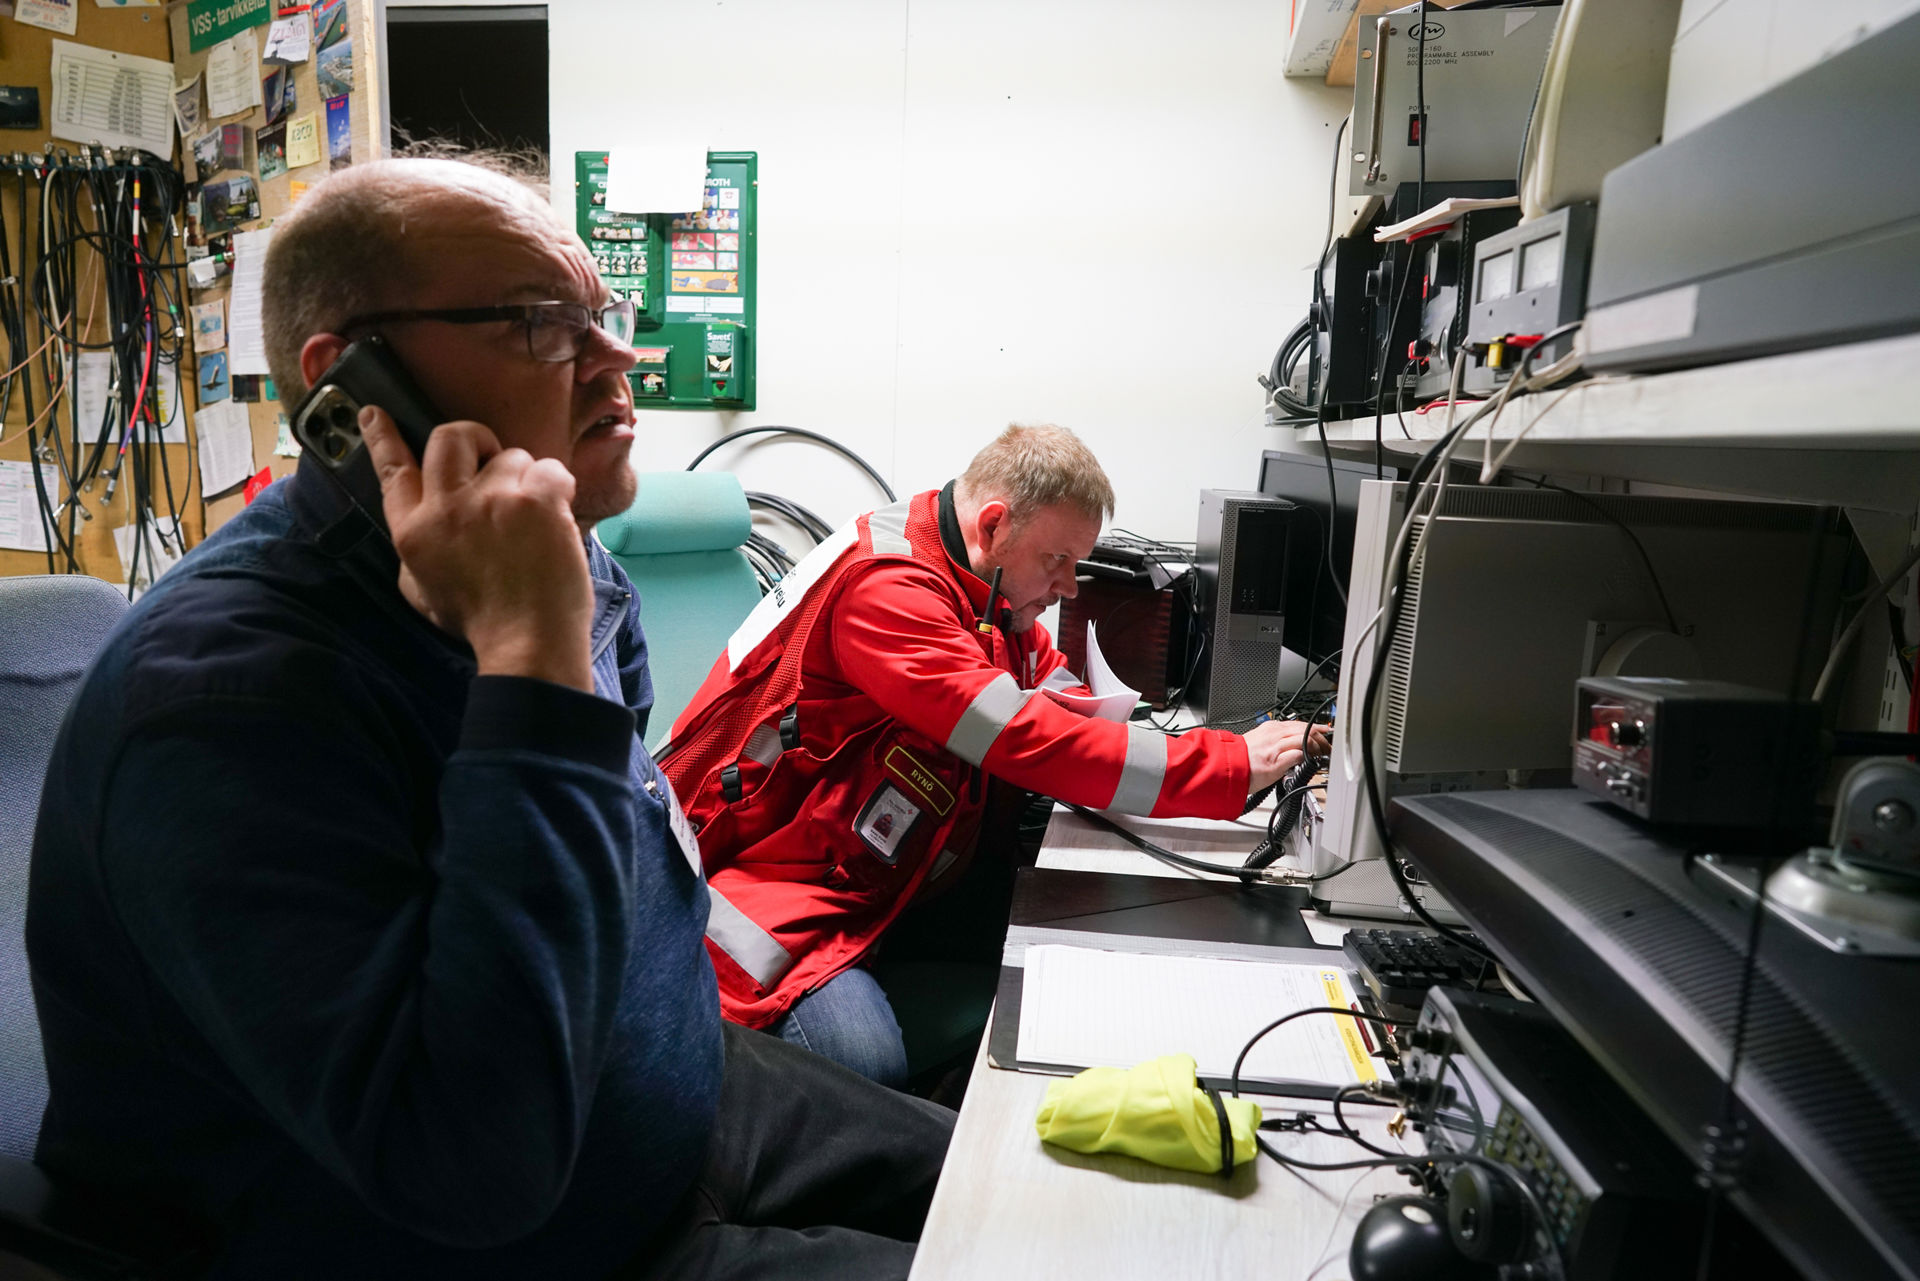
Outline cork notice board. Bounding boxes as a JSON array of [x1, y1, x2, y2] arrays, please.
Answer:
[[168, 0, 384, 540], [0, 0, 383, 587], [0, 5, 176, 582]]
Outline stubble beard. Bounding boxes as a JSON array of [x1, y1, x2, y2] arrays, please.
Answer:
[[571, 456, 638, 528]]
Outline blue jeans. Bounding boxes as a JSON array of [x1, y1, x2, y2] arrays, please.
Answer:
[[775, 967, 910, 1090]]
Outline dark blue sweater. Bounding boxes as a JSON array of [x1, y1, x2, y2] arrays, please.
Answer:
[[26, 459, 722, 1278]]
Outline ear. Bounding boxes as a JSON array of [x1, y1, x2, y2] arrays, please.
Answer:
[[299, 333, 352, 389], [974, 499, 1015, 554]]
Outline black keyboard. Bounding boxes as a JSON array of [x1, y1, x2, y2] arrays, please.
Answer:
[[1343, 927, 1496, 1022]]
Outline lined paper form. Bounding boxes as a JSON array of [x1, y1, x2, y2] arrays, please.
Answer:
[[227, 228, 275, 375], [50, 41, 174, 158], [1016, 944, 1380, 1088]]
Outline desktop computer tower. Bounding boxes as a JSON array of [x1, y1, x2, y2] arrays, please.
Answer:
[[1192, 490, 1294, 727]]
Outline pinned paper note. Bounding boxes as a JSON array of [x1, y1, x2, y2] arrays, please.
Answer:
[[263, 9, 312, 64], [154, 359, 186, 444], [112, 513, 181, 600], [605, 144, 709, 214], [0, 460, 62, 552], [71, 351, 111, 440], [325, 94, 350, 170], [173, 76, 203, 139], [192, 300, 225, 351], [285, 112, 320, 169], [227, 228, 274, 375], [50, 41, 174, 158], [257, 122, 287, 180], [1041, 623, 1141, 723], [197, 351, 230, 404], [195, 400, 255, 497], [315, 35, 353, 97], [206, 31, 265, 120], [16, 0, 78, 36]]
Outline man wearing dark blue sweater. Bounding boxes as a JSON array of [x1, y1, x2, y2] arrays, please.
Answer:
[[25, 155, 952, 1279]]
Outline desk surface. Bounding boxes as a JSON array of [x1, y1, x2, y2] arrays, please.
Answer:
[[910, 1034, 1411, 1281], [908, 806, 1414, 1281]]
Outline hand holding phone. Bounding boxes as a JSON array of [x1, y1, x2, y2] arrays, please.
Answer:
[[296, 337, 595, 692], [289, 335, 445, 534]]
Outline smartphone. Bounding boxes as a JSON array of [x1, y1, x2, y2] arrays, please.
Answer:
[[289, 335, 444, 534]]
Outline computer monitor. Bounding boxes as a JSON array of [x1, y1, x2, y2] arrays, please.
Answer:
[[1256, 449, 1381, 665], [1311, 479, 1850, 921]]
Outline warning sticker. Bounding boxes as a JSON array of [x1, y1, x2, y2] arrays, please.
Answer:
[[1319, 969, 1382, 1083]]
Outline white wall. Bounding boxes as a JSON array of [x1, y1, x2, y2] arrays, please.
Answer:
[[548, 0, 1348, 544]]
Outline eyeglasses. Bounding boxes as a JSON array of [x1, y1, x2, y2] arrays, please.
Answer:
[[340, 299, 638, 363]]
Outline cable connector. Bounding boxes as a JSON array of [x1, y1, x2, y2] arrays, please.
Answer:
[[1694, 1118, 1748, 1191]]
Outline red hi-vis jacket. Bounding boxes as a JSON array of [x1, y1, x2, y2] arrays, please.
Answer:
[[660, 489, 1250, 1028]]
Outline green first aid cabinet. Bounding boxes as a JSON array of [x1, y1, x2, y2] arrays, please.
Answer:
[[574, 150, 758, 411]]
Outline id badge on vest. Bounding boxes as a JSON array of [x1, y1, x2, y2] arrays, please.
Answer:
[[855, 783, 922, 865], [648, 773, 704, 878]]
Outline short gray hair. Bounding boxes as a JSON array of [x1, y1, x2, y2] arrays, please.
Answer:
[[261, 146, 553, 401], [957, 423, 1115, 524]]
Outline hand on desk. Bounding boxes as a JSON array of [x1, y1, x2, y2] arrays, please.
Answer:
[[1242, 719, 1331, 794]]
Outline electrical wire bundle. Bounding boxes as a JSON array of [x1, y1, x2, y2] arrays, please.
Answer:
[[688, 426, 894, 594], [1227, 1003, 1568, 1280], [0, 145, 192, 588], [1343, 327, 1587, 962], [1258, 316, 1317, 426]]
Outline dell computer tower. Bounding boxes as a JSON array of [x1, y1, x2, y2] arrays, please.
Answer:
[[1193, 490, 1294, 726]]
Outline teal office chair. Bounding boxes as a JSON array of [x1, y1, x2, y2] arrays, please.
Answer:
[[597, 472, 764, 747]]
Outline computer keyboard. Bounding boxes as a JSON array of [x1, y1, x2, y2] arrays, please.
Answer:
[[1342, 927, 1498, 1022]]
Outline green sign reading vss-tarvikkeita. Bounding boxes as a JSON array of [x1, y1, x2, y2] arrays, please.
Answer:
[[187, 0, 274, 53]]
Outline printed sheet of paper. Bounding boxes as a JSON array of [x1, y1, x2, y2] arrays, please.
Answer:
[[72, 351, 112, 441], [191, 299, 226, 352], [112, 513, 181, 599], [605, 143, 708, 214], [195, 400, 255, 496], [1016, 944, 1380, 1088], [154, 357, 186, 444], [205, 30, 265, 120], [50, 40, 174, 158], [226, 227, 274, 375], [263, 9, 312, 64], [0, 460, 64, 552], [173, 75, 203, 139], [324, 93, 349, 169], [16, 0, 78, 35], [1042, 622, 1141, 722], [285, 111, 320, 168]]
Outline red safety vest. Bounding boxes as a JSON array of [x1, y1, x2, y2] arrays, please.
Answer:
[[662, 489, 1248, 1028], [662, 492, 1026, 1027]]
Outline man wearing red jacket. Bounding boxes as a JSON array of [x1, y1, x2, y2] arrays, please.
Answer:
[[662, 425, 1323, 1085]]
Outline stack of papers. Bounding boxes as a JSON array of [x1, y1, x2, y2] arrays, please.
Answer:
[[1040, 623, 1140, 722], [1016, 944, 1381, 1090]]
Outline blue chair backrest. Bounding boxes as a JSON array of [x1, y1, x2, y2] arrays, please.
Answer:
[[0, 576, 127, 1160], [597, 472, 764, 747]]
